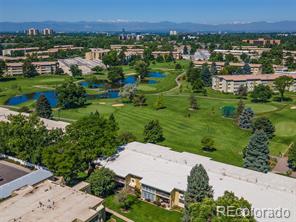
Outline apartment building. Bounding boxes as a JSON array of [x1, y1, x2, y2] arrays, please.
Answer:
[[242, 38, 281, 45], [194, 61, 262, 74], [85, 48, 111, 60], [0, 180, 105, 222], [2, 47, 39, 56], [5, 61, 58, 76], [110, 44, 144, 50], [152, 51, 182, 60], [27, 28, 39, 36], [43, 28, 54, 35], [212, 73, 296, 93], [97, 142, 296, 221]]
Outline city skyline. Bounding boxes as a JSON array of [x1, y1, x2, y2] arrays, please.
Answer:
[[1, 0, 296, 24]]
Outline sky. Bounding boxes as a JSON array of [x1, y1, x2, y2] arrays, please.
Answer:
[[0, 0, 296, 24]]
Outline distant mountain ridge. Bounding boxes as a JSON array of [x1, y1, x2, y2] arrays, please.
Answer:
[[1, 21, 296, 33]]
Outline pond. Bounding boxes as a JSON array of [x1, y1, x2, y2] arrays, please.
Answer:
[[80, 73, 160, 89], [5, 90, 120, 107], [5, 72, 166, 107]]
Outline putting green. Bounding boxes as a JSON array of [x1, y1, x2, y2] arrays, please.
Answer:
[[246, 103, 278, 114], [274, 121, 296, 137]]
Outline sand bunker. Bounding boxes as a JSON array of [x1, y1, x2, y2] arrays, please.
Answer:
[[112, 103, 125, 107]]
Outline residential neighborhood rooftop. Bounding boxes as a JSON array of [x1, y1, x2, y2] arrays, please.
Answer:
[[216, 73, 296, 81], [0, 180, 104, 222], [99, 142, 296, 221], [0, 107, 69, 130]]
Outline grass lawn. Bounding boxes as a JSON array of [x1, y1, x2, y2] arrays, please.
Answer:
[[1, 64, 295, 167], [0, 75, 68, 104], [104, 195, 182, 222]]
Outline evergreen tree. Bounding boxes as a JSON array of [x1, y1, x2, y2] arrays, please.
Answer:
[[288, 144, 296, 170], [189, 94, 199, 110], [23, 61, 38, 78], [241, 63, 252, 74], [239, 108, 254, 130], [210, 62, 218, 76], [108, 113, 119, 131], [70, 64, 82, 77], [236, 85, 248, 98], [200, 64, 212, 87], [36, 95, 52, 119], [184, 164, 213, 222], [243, 130, 270, 173], [143, 120, 164, 143], [253, 117, 275, 139], [236, 99, 245, 124]]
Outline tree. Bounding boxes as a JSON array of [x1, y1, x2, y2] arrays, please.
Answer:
[[133, 94, 147, 107], [87, 168, 116, 198], [184, 164, 213, 222], [200, 64, 212, 87], [102, 50, 120, 67], [183, 45, 188, 55], [236, 85, 248, 98], [189, 94, 199, 110], [210, 62, 218, 76], [109, 113, 119, 131], [241, 63, 252, 74], [107, 66, 124, 84], [0, 60, 6, 78], [261, 61, 274, 74], [143, 120, 164, 143], [250, 84, 272, 102], [175, 63, 182, 70], [192, 79, 205, 93], [188, 191, 255, 222], [23, 61, 38, 77], [134, 60, 150, 80], [253, 117, 275, 139], [118, 131, 137, 145], [239, 108, 254, 130], [143, 47, 154, 62], [288, 143, 296, 170], [91, 65, 104, 74], [43, 112, 119, 183], [1, 114, 62, 164], [70, 64, 82, 77], [201, 136, 215, 151], [56, 80, 86, 109], [36, 95, 52, 119], [240, 53, 250, 63], [274, 76, 294, 101], [243, 130, 270, 173], [285, 55, 296, 70], [236, 99, 245, 124], [120, 84, 137, 102], [116, 189, 137, 210], [154, 93, 165, 110]]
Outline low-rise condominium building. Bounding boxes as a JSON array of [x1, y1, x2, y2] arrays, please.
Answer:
[[212, 73, 296, 93], [5, 61, 58, 76], [97, 142, 296, 222], [0, 180, 105, 222]]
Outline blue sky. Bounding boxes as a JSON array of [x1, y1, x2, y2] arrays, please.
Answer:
[[0, 0, 295, 24]]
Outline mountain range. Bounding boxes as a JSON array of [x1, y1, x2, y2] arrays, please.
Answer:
[[1, 21, 296, 33]]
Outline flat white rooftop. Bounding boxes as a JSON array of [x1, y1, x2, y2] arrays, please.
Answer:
[[100, 142, 296, 222], [0, 107, 69, 131], [0, 180, 103, 222]]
